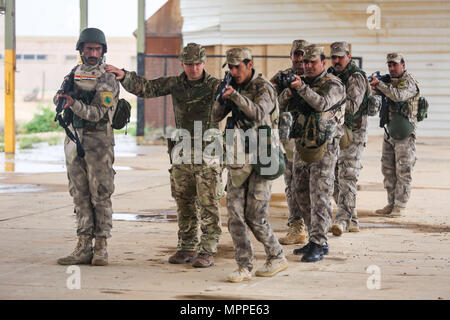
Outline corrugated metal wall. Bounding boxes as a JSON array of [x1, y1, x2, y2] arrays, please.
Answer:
[[180, 0, 450, 136]]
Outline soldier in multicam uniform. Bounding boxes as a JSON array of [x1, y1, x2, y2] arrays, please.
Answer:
[[370, 53, 420, 217], [105, 43, 222, 268], [288, 44, 346, 262], [212, 47, 287, 283], [56, 28, 120, 266], [328, 41, 378, 236], [270, 39, 309, 246]]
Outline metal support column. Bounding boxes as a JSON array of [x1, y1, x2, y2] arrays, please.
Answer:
[[80, 0, 88, 32], [136, 0, 146, 140], [4, 0, 16, 154]]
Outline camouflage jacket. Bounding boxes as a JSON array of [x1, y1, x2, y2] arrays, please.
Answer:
[[121, 70, 220, 136], [291, 70, 346, 147], [335, 60, 371, 131], [54, 63, 120, 145], [212, 70, 277, 129], [212, 70, 279, 186], [377, 70, 419, 134]]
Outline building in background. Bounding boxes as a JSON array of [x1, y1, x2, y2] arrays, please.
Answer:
[[141, 0, 182, 130], [180, 0, 450, 137]]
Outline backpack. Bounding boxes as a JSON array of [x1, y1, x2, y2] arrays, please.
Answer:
[[417, 96, 429, 122], [112, 98, 131, 130]]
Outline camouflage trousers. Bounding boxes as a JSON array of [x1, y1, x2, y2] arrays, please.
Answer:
[[284, 159, 303, 225], [381, 133, 417, 208], [292, 137, 340, 246], [65, 133, 115, 239], [170, 163, 222, 255], [333, 128, 368, 229], [226, 171, 284, 271]]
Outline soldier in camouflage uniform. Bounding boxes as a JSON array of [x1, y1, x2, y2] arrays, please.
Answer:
[[370, 53, 420, 217], [105, 43, 223, 268], [270, 39, 309, 245], [328, 41, 378, 236], [212, 47, 287, 283], [56, 28, 119, 266], [287, 45, 345, 262]]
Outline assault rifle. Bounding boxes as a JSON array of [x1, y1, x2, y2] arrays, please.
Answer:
[[54, 70, 85, 158], [368, 71, 391, 128], [215, 72, 251, 130]]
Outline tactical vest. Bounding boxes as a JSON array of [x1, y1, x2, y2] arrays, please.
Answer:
[[72, 64, 110, 131], [387, 71, 420, 122], [172, 72, 219, 137], [291, 73, 345, 148], [337, 61, 371, 130]]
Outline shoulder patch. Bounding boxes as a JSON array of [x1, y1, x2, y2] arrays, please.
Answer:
[[397, 81, 407, 88], [101, 92, 114, 108]]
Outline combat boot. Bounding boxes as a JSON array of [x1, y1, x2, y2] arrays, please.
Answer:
[[57, 235, 93, 265], [301, 242, 324, 263], [330, 221, 346, 236], [278, 220, 308, 245], [192, 253, 214, 268], [375, 204, 394, 215], [168, 250, 197, 264], [227, 267, 252, 283], [91, 237, 108, 266], [387, 206, 406, 217], [255, 257, 288, 277], [348, 220, 360, 232], [293, 242, 329, 256]]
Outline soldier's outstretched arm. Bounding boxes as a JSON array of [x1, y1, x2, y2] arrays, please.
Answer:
[[293, 80, 345, 112], [118, 69, 173, 99], [70, 72, 120, 122], [376, 78, 418, 102]]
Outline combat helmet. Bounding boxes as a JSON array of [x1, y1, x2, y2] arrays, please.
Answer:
[[76, 28, 107, 53]]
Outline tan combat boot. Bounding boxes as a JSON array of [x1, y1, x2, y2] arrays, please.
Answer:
[[375, 204, 394, 216], [192, 253, 214, 268], [330, 221, 346, 236], [227, 267, 252, 283], [168, 250, 197, 264], [255, 257, 288, 277], [279, 220, 307, 245], [91, 237, 108, 266], [57, 235, 93, 265], [348, 220, 360, 232], [387, 206, 406, 217]]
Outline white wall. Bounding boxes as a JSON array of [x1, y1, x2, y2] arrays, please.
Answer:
[[180, 0, 450, 136]]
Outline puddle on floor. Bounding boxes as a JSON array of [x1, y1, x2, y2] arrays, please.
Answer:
[[0, 135, 141, 173], [113, 210, 177, 222], [0, 144, 133, 173], [0, 183, 48, 193]]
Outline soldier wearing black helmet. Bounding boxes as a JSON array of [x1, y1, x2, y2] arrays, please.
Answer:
[[55, 28, 120, 266]]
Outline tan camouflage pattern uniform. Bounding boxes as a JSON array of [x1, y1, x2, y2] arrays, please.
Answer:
[[55, 63, 119, 239], [332, 56, 372, 230], [377, 59, 419, 208], [120, 53, 223, 255], [212, 49, 284, 271], [291, 45, 345, 246]]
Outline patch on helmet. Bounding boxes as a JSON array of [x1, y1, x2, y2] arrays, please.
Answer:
[[101, 92, 114, 108]]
